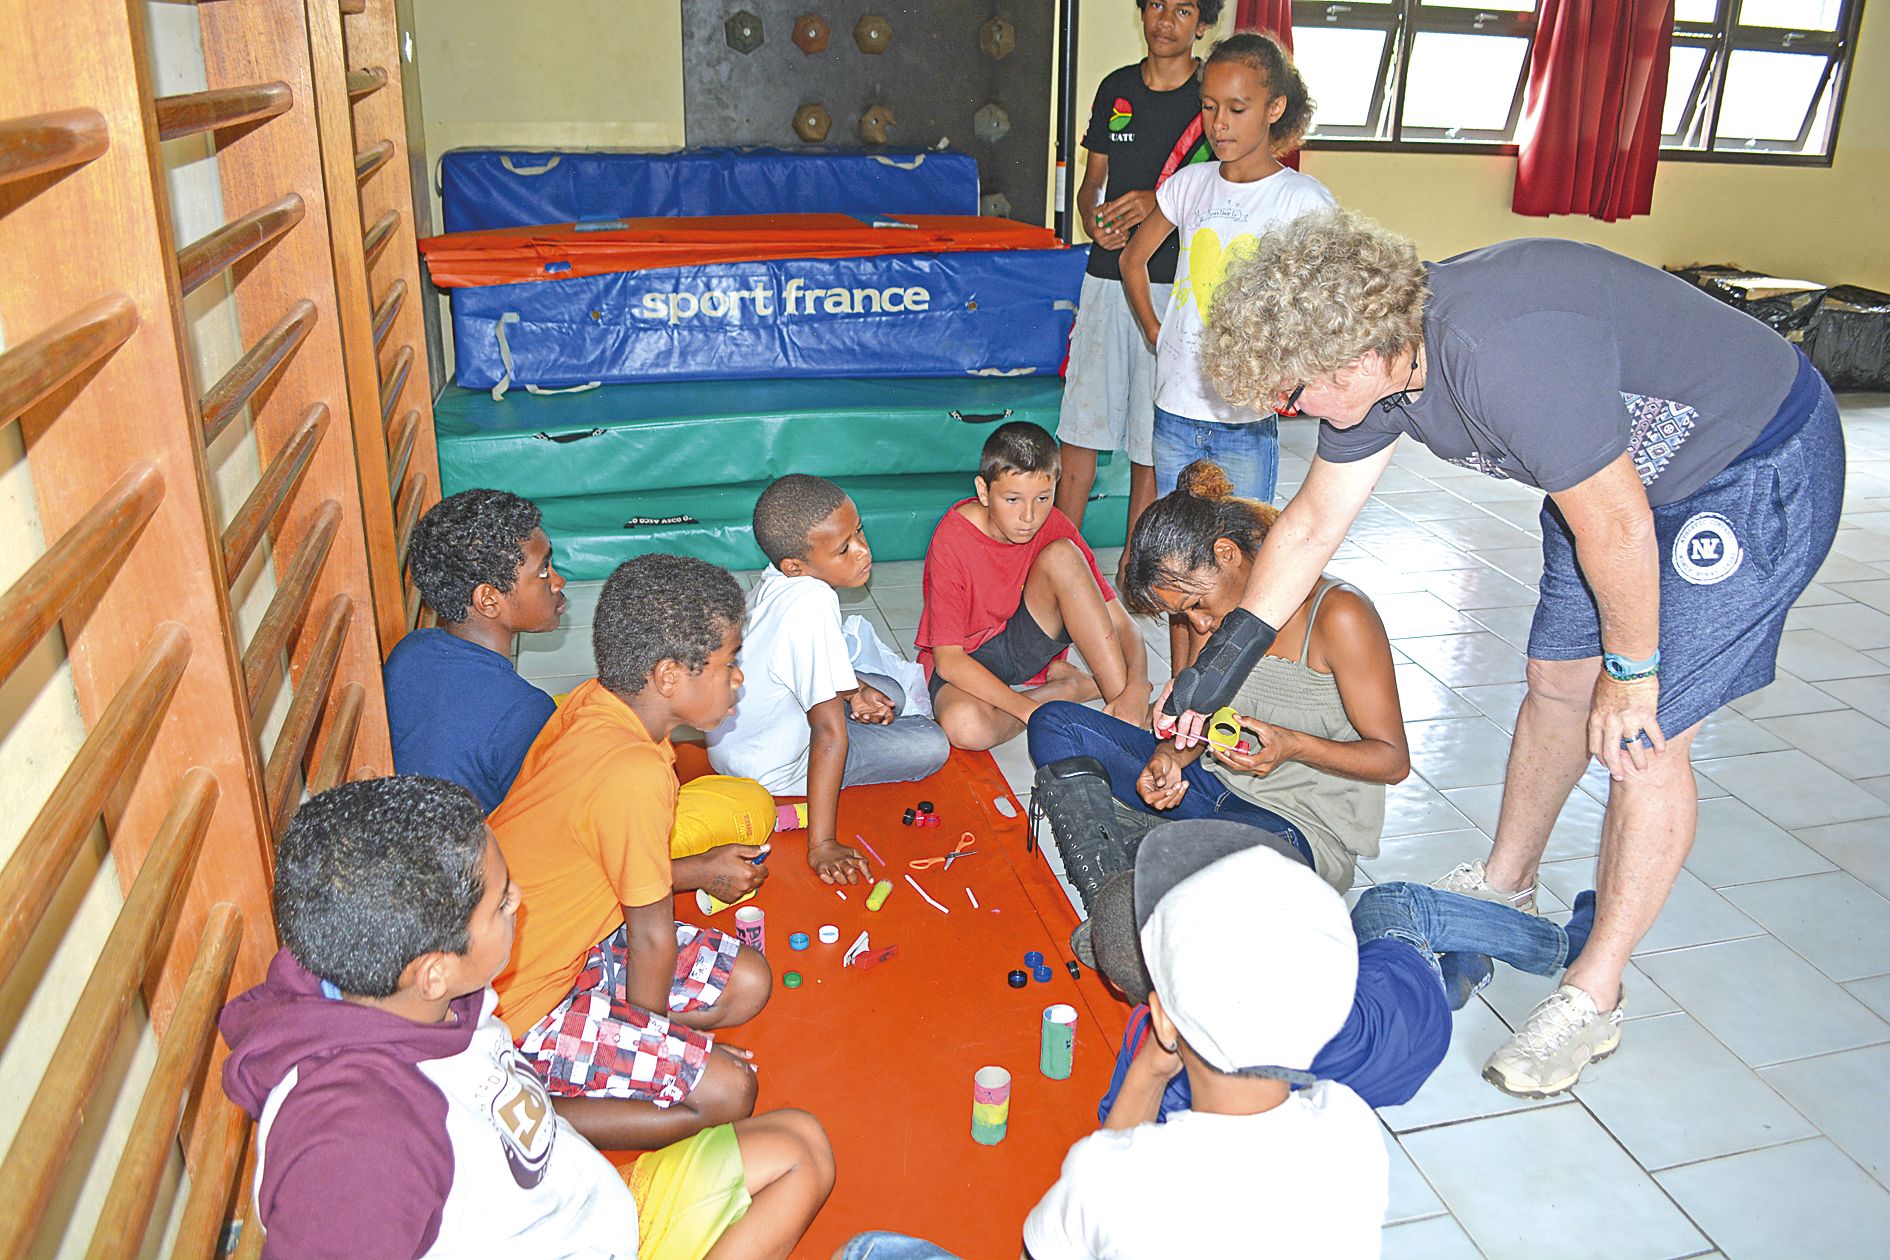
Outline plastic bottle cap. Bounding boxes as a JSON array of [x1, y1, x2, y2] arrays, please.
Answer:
[[902, 808, 916, 825], [784, 972, 803, 988], [789, 932, 810, 950], [1023, 950, 1044, 968], [818, 924, 840, 944], [1007, 969, 1029, 988], [1033, 964, 1053, 982], [917, 800, 934, 814]]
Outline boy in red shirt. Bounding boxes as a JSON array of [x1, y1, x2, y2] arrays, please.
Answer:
[[918, 421, 1149, 750]]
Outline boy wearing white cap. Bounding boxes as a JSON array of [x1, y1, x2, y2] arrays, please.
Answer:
[[1022, 821, 1387, 1259]]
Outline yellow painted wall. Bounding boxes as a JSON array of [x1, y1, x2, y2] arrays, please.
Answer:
[[1071, 1, 1889, 289]]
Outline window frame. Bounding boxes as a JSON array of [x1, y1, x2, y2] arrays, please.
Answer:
[[1288, 0, 1867, 165]]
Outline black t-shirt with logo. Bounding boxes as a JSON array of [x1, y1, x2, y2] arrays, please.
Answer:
[[1081, 62, 1209, 284]]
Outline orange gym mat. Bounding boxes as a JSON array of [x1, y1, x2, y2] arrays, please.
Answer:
[[418, 213, 1064, 288], [663, 745, 1127, 1259]]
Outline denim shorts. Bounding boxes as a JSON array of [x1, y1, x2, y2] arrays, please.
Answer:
[[1528, 374, 1845, 736], [1152, 406, 1280, 502]]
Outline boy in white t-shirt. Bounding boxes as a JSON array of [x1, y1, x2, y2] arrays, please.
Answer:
[[1023, 819, 1387, 1260], [708, 475, 950, 884], [1122, 32, 1334, 510]]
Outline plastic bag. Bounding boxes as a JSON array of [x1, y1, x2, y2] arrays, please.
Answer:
[[1806, 284, 1890, 391]]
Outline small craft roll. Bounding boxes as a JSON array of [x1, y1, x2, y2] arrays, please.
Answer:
[[1040, 1004, 1077, 1080], [866, 879, 893, 911], [971, 1066, 1011, 1145], [733, 905, 766, 954]]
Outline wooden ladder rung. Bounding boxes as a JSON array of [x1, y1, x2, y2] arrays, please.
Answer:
[[199, 299, 319, 446], [394, 470, 429, 566], [0, 624, 191, 988], [346, 67, 388, 99], [307, 681, 366, 794], [361, 210, 398, 268], [404, 579, 425, 632], [263, 595, 353, 834], [340, 0, 367, 13], [242, 500, 342, 708], [170, 1100, 251, 1260], [84, 899, 244, 1260], [370, 278, 406, 350], [379, 345, 413, 425], [176, 194, 305, 297], [0, 107, 108, 188], [353, 139, 394, 184], [0, 294, 138, 427], [386, 409, 419, 494], [0, 771, 221, 1258], [222, 404, 329, 578], [153, 82, 292, 143], [0, 464, 163, 687]]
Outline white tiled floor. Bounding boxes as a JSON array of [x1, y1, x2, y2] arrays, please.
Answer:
[[517, 394, 1890, 1259]]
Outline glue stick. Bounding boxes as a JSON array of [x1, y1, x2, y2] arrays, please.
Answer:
[[866, 879, 893, 911]]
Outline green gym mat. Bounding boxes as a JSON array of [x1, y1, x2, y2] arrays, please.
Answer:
[[435, 377, 1128, 578]]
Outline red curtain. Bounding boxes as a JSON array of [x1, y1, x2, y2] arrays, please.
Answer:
[[1234, 0, 1300, 170], [1513, 0, 1675, 221]]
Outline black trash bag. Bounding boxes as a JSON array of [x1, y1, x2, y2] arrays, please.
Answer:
[[1668, 263, 1829, 339], [1806, 285, 1890, 392]]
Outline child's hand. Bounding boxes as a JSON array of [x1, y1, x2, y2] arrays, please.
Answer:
[[712, 1043, 758, 1073], [808, 837, 871, 885], [848, 683, 897, 725], [696, 844, 769, 904], [1136, 748, 1189, 811], [1207, 718, 1296, 777]]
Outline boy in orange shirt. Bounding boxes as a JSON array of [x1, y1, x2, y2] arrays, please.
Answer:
[[492, 554, 771, 1151]]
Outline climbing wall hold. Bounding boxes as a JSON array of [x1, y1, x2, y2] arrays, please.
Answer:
[[725, 9, 764, 53], [858, 104, 897, 145], [792, 102, 833, 143], [979, 15, 1016, 60], [974, 102, 1011, 144], [853, 13, 891, 54]]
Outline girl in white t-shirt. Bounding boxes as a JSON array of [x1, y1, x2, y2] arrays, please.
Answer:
[[1122, 33, 1332, 509]]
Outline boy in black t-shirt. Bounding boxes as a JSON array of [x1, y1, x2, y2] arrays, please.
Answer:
[[1055, 0, 1219, 572]]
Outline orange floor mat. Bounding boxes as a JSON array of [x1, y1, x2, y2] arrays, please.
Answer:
[[665, 745, 1126, 1258], [418, 213, 1064, 288]]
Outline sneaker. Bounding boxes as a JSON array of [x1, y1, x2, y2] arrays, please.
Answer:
[[1029, 757, 1157, 919], [1482, 984, 1624, 1098], [1432, 860, 1538, 914]]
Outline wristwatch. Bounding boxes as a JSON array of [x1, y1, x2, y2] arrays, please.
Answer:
[[1603, 650, 1660, 682]]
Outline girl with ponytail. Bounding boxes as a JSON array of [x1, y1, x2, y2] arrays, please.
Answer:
[[1029, 460, 1409, 891]]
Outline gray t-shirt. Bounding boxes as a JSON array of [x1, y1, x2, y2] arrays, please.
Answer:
[[1317, 239, 1799, 506]]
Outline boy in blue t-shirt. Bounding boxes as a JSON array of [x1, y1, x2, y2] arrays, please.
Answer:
[[1089, 821, 1600, 1120], [385, 489, 566, 810]]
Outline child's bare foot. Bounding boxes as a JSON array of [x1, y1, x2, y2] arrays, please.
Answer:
[[808, 838, 871, 885], [1042, 658, 1102, 702]]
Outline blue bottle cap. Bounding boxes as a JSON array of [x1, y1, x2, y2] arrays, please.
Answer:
[[789, 932, 810, 951], [1023, 950, 1044, 968], [1032, 963, 1053, 982]]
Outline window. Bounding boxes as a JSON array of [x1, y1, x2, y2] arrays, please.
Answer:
[[1663, 0, 1866, 161], [1290, 0, 1540, 146], [1289, 0, 1866, 162]]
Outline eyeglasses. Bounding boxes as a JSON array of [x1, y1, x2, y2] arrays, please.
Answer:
[[1274, 384, 1305, 416]]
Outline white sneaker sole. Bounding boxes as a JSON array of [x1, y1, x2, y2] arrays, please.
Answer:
[[1481, 1030, 1623, 1099]]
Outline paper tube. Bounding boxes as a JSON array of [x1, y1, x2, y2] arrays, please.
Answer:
[[1040, 1004, 1077, 1080], [971, 1066, 1011, 1144], [733, 905, 766, 954]]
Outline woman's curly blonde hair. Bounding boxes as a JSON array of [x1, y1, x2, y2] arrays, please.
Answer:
[[1200, 208, 1430, 407]]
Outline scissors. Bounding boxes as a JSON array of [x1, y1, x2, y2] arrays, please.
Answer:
[[910, 831, 977, 872]]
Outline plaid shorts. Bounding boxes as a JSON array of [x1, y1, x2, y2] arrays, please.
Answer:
[[516, 922, 741, 1106]]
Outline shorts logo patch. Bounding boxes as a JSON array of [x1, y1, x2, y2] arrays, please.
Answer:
[[1673, 512, 1744, 585]]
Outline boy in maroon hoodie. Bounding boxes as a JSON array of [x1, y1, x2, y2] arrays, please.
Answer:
[[219, 776, 833, 1259]]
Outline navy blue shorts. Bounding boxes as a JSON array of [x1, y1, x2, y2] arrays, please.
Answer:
[[1528, 370, 1845, 736]]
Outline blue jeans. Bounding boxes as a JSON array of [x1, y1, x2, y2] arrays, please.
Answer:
[[1153, 405, 1280, 502], [1026, 700, 1314, 867], [836, 1234, 959, 1260], [1350, 882, 1574, 977], [843, 673, 951, 788]]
